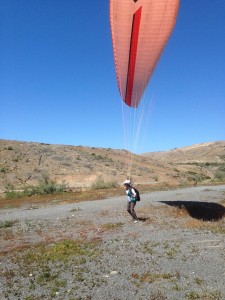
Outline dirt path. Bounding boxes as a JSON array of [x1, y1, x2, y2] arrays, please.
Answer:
[[0, 185, 225, 300]]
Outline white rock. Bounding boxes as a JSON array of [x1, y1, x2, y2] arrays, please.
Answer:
[[110, 271, 118, 275]]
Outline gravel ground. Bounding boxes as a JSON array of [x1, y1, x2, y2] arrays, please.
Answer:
[[0, 185, 225, 300]]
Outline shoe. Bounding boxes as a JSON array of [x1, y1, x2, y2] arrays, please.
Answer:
[[134, 220, 139, 223]]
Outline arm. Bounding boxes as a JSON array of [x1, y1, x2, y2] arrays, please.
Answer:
[[131, 188, 136, 197]]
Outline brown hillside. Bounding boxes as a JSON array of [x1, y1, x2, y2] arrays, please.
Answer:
[[143, 141, 225, 164], [0, 140, 225, 193], [143, 141, 225, 185]]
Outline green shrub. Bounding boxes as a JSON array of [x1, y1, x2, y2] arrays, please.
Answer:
[[214, 171, 225, 181], [7, 146, 13, 150], [91, 176, 119, 190], [5, 181, 67, 198], [24, 181, 67, 196], [218, 165, 225, 172], [0, 220, 15, 228]]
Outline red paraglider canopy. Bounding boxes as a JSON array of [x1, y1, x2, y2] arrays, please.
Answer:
[[110, 0, 180, 107]]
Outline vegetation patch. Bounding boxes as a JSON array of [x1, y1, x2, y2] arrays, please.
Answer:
[[0, 220, 16, 229], [214, 171, 225, 181], [0, 167, 6, 173], [13, 239, 100, 265], [183, 218, 225, 234], [220, 197, 225, 205], [70, 207, 82, 212], [131, 271, 178, 283], [1, 239, 102, 299], [185, 290, 222, 300], [5, 181, 67, 199], [187, 171, 211, 182], [141, 241, 158, 255], [91, 176, 119, 190], [0, 187, 125, 209], [100, 222, 124, 232]]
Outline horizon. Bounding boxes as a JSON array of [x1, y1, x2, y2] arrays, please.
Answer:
[[1, 138, 224, 154], [1, 1, 225, 153]]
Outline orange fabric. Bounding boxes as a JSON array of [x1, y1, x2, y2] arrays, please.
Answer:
[[110, 0, 180, 107]]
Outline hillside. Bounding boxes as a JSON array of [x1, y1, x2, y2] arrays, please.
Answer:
[[143, 141, 225, 184], [143, 141, 225, 164], [0, 140, 225, 193]]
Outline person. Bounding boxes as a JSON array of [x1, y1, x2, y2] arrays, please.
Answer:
[[123, 180, 139, 222]]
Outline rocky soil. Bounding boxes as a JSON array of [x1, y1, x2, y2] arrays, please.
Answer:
[[0, 185, 225, 300]]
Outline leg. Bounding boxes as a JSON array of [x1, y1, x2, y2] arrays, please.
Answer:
[[130, 202, 138, 221], [127, 202, 134, 219]]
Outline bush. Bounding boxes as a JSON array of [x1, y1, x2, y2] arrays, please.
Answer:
[[0, 220, 15, 228], [5, 181, 67, 198], [188, 173, 211, 182], [24, 181, 67, 196], [91, 176, 119, 190], [214, 171, 225, 181], [0, 167, 6, 173], [218, 165, 225, 172]]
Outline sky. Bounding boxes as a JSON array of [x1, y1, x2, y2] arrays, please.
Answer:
[[1, 0, 225, 153]]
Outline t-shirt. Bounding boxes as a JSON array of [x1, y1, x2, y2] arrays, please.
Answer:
[[126, 188, 137, 202]]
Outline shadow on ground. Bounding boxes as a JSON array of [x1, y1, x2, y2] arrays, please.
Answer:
[[138, 217, 150, 222], [159, 200, 225, 221]]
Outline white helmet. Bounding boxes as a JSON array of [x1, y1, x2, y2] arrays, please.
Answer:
[[123, 179, 131, 185]]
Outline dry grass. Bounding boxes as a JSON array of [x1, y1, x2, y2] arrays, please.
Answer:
[[184, 218, 225, 234], [125, 232, 139, 239], [162, 205, 225, 234], [0, 188, 125, 209], [163, 205, 190, 219], [220, 197, 225, 205], [137, 204, 189, 225], [185, 290, 222, 300], [137, 202, 225, 234], [73, 219, 94, 226], [0, 184, 171, 209], [131, 271, 179, 283], [184, 219, 205, 229], [97, 209, 111, 217], [99, 222, 124, 232], [0, 229, 16, 241]]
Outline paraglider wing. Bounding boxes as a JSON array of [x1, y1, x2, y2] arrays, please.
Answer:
[[110, 0, 180, 108]]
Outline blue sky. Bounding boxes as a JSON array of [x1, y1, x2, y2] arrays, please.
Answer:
[[1, 0, 225, 153]]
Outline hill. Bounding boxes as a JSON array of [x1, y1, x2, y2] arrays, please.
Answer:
[[0, 140, 225, 193], [143, 141, 225, 164], [143, 141, 225, 184]]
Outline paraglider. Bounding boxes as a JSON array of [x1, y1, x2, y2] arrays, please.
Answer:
[[110, 0, 180, 108]]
